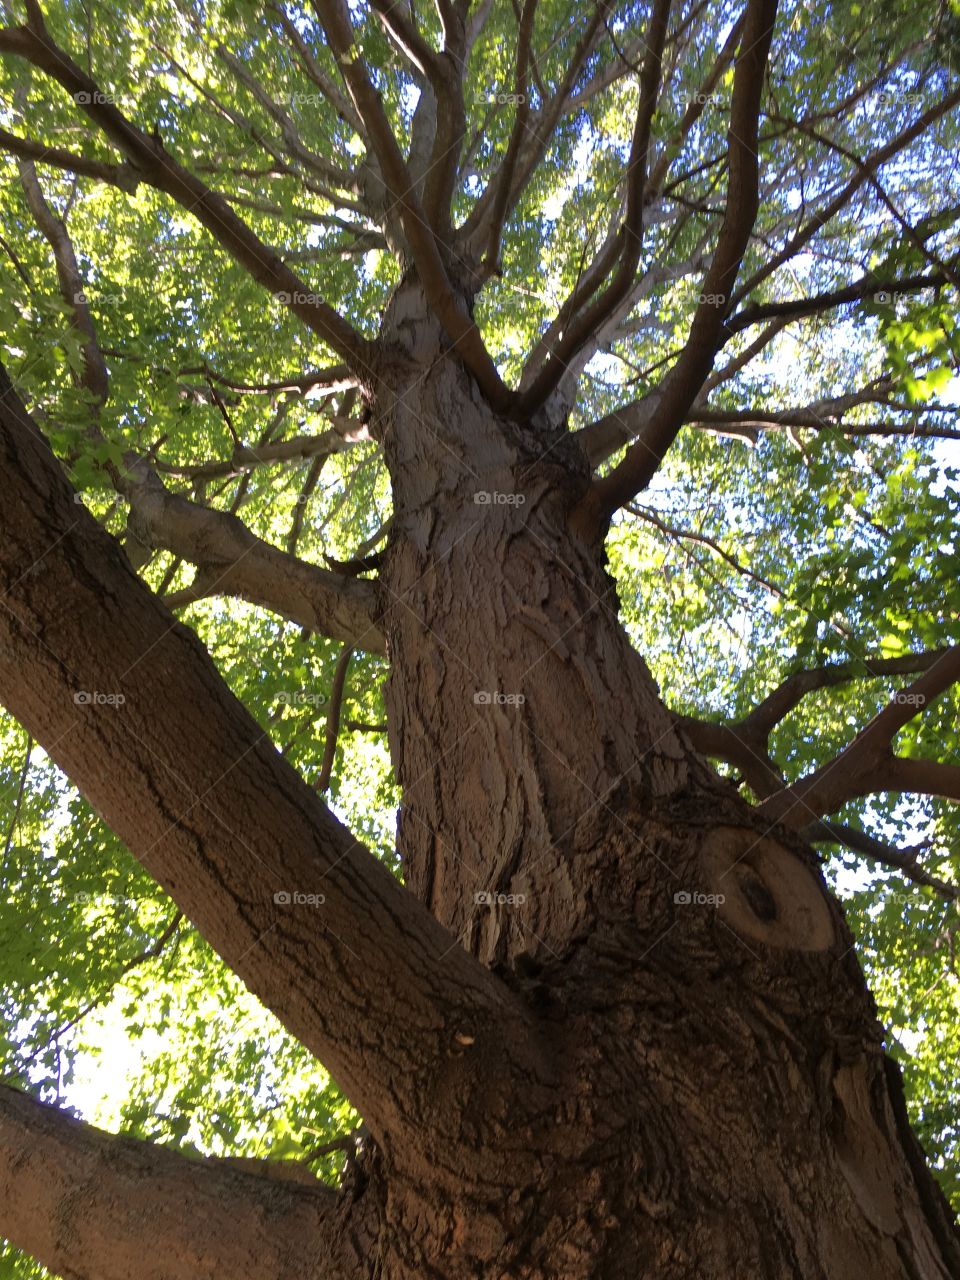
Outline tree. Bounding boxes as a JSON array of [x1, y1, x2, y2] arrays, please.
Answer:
[[1, 0, 959, 1273]]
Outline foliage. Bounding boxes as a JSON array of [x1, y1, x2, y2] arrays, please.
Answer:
[[1, 0, 959, 1270]]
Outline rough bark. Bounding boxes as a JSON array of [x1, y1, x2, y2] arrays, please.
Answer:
[[2, 302, 960, 1277], [0, 365, 534, 1158], [0, 1086, 372, 1280], [360, 284, 959, 1277]]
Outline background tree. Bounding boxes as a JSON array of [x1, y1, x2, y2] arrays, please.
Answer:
[[1, 0, 960, 1275]]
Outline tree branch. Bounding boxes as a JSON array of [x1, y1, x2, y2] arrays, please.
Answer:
[[316, 645, 354, 792], [741, 649, 952, 740], [725, 267, 954, 336], [310, 0, 511, 408], [479, 0, 539, 274], [0, 125, 140, 188], [0, 365, 528, 1146], [680, 647, 955, 806], [367, 0, 466, 235], [0, 18, 373, 372], [459, 3, 608, 250], [0, 1085, 365, 1280], [511, 0, 672, 418], [802, 820, 959, 902], [571, 0, 779, 533], [759, 646, 960, 825], [15, 157, 379, 652], [728, 84, 960, 311], [515, 12, 743, 398], [121, 460, 385, 652]]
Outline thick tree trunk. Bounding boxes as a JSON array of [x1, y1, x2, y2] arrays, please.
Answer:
[[353, 283, 960, 1278], [2, 327, 959, 1278]]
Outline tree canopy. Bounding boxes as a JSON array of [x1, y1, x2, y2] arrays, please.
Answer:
[[1, 0, 959, 1272]]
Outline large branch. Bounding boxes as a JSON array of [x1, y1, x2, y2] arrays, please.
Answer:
[[155, 417, 368, 481], [573, 311, 958, 470], [0, 366, 528, 1147], [310, 0, 511, 409], [571, 0, 779, 533], [121, 459, 385, 652], [759, 646, 960, 825], [739, 648, 952, 739], [680, 647, 954, 803], [0, 17, 372, 372], [0, 1086, 366, 1280]]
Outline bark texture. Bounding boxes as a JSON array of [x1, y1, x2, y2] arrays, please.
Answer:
[[0, 1086, 372, 1280], [1, 325, 959, 1277]]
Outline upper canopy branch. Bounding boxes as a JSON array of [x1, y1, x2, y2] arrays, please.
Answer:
[[367, 0, 466, 232], [572, 261, 956, 470], [570, 0, 779, 534], [511, 0, 673, 419], [515, 11, 745, 404], [459, 2, 610, 252], [310, 0, 512, 409], [0, 13, 373, 374], [728, 84, 960, 310]]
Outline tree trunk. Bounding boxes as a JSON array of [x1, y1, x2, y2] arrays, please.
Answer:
[[356, 282, 960, 1278], [2, 325, 959, 1278]]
